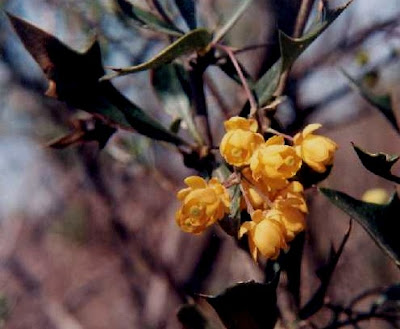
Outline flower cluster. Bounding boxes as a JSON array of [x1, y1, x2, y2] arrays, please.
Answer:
[[175, 117, 338, 262]]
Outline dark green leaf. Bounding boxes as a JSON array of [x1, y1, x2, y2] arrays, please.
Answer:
[[7, 13, 185, 145], [175, 0, 196, 30], [342, 70, 400, 133], [203, 281, 278, 329], [152, 63, 203, 144], [47, 117, 116, 149], [320, 188, 400, 267], [353, 144, 400, 184], [177, 304, 221, 329], [115, 0, 183, 36], [102, 28, 213, 80], [254, 1, 353, 107]]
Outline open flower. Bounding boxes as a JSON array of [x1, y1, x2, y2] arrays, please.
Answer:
[[250, 135, 302, 182], [220, 117, 264, 167], [272, 181, 308, 213], [268, 205, 306, 241], [176, 176, 230, 234], [239, 210, 288, 261], [294, 124, 338, 173]]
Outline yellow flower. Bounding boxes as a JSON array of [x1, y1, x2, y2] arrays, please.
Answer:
[[294, 124, 338, 173], [220, 117, 264, 167], [240, 168, 272, 210], [268, 205, 306, 241], [239, 210, 287, 261], [250, 135, 302, 182], [362, 188, 389, 204], [176, 176, 230, 234], [272, 181, 308, 213]]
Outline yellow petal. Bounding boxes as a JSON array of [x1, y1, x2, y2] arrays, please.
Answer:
[[184, 176, 207, 189], [265, 135, 284, 146], [302, 123, 322, 137]]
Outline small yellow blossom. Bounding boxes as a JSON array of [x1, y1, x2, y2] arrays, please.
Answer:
[[239, 210, 287, 261], [294, 124, 338, 173], [250, 135, 302, 182], [268, 205, 306, 241], [272, 181, 308, 213], [362, 188, 389, 204], [220, 117, 264, 167], [176, 176, 230, 234]]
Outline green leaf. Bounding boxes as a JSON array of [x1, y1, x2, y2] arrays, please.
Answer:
[[177, 304, 222, 329], [202, 281, 278, 329], [102, 28, 213, 80], [175, 0, 196, 30], [353, 144, 400, 184], [254, 1, 352, 107], [115, 0, 183, 36], [320, 188, 400, 267], [152, 63, 203, 144], [7, 13, 185, 146], [213, 164, 241, 237], [342, 70, 400, 133]]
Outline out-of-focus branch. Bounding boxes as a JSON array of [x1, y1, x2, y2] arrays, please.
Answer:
[[295, 15, 400, 79]]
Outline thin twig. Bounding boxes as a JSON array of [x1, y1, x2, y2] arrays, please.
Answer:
[[216, 44, 258, 117]]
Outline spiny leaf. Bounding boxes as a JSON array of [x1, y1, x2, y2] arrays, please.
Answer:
[[202, 281, 278, 329], [115, 0, 183, 36], [254, 1, 352, 107], [320, 188, 400, 267], [7, 13, 184, 145], [47, 117, 116, 149], [175, 0, 197, 30], [353, 144, 400, 184], [152, 63, 203, 144], [342, 70, 400, 134], [102, 28, 213, 80]]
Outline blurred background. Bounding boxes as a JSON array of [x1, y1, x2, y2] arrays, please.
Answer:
[[1, 0, 400, 328]]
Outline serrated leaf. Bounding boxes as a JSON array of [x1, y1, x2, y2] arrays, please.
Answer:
[[254, 1, 352, 107], [353, 144, 400, 184], [152, 63, 203, 144], [7, 13, 184, 145], [202, 281, 278, 329], [47, 117, 116, 149], [175, 0, 196, 30], [320, 188, 400, 266], [102, 28, 213, 80], [342, 70, 400, 133], [115, 0, 183, 36]]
